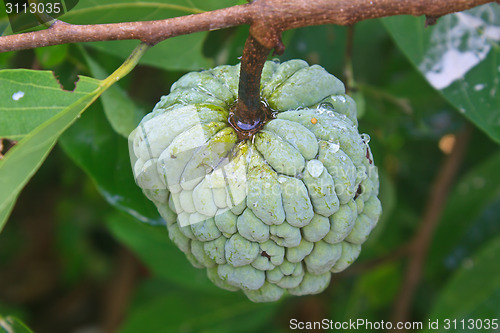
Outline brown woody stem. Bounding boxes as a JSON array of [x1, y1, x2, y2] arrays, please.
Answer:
[[229, 34, 272, 139], [0, 1, 493, 53]]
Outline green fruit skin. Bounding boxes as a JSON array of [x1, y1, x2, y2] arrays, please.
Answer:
[[129, 59, 381, 302]]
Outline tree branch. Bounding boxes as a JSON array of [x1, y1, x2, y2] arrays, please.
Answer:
[[0, 5, 250, 52], [390, 125, 472, 330], [0, 0, 494, 53]]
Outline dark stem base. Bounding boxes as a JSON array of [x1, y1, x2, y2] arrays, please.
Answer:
[[229, 34, 274, 140]]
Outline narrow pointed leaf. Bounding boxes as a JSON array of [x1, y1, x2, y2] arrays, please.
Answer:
[[0, 71, 101, 229]]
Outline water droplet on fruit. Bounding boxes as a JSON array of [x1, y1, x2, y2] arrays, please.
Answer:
[[271, 58, 281, 64], [361, 134, 371, 144], [328, 142, 340, 154], [318, 102, 335, 111], [306, 160, 324, 178]]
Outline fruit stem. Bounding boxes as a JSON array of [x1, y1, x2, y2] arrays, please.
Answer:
[[230, 34, 272, 139]]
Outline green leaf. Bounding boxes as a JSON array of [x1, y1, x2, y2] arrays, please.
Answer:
[[0, 315, 33, 333], [34, 44, 69, 68], [63, 0, 239, 24], [349, 263, 401, 314], [120, 278, 277, 333], [428, 152, 500, 276], [438, 197, 500, 278], [283, 24, 347, 74], [59, 101, 161, 224], [382, 4, 500, 143], [106, 211, 221, 293], [91, 33, 212, 71], [59, 0, 241, 71], [423, 236, 500, 332], [0, 70, 101, 229], [0, 69, 99, 140], [0, 52, 14, 69], [0, 3, 8, 36], [83, 48, 144, 137], [0, 196, 16, 234], [0, 43, 149, 232]]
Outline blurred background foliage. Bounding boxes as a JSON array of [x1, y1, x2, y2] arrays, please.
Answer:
[[0, 1, 499, 332]]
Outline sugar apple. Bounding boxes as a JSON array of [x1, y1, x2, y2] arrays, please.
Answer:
[[129, 59, 381, 302]]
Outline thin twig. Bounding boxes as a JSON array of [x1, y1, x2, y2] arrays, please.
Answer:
[[358, 83, 413, 115], [0, 0, 493, 53], [390, 125, 472, 330]]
